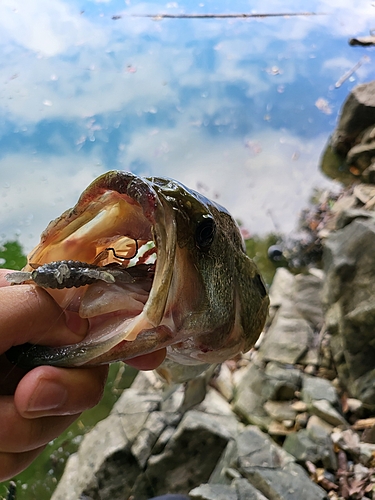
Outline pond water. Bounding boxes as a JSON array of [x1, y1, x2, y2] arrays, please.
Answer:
[[1, 0, 375, 498], [1, 0, 375, 254]]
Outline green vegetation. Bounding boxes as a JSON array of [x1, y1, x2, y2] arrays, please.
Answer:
[[0, 241, 27, 271], [245, 233, 282, 286]]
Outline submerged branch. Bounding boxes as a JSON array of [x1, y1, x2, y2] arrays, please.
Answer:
[[112, 12, 325, 20]]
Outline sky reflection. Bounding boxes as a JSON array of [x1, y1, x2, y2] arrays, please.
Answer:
[[1, 0, 375, 252]]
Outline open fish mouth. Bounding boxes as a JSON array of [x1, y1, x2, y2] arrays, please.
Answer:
[[7, 171, 179, 367], [7, 170, 270, 372]]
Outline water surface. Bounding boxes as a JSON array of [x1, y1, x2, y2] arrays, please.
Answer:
[[1, 0, 375, 251]]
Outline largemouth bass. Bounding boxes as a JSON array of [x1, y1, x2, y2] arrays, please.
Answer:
[[6, 171, 269, 377]]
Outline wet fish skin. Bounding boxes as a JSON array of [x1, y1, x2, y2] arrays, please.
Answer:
[[6, 171, 269, 372]]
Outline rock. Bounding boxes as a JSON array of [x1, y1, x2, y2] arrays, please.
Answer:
[[235, 426, 294, 470], [306, 415, 334, 434], [294, 273, 324, 330], [359, 442, 375, 466], [301, 375, 338, 406], [347, 141, 375, 171], [291, 400, 308, 412], [264, 362, 302, 400], [141, 410, 234, 498], [323, 218, 375, 406], [267, 420, 294, 437], [258, 300, 314, 365], [232, 478, 268, 500], [263, 401, 297, 422], [310, 399, 348, 428], [212, 362, 234, 401], [283, 426, 336, 470], [241, 462, 327, 500], [331, 80, 375, 156], [331, 429, 361, 455], [268, 267, 296, 308], [232, 362, 272, 429], [189, 483, 237, 500], [295, 412, 309, 430], [131, 411, 169, 468], [51, 413, 141, 500]]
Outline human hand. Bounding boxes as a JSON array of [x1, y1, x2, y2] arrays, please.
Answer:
[[0, 269, 166, 481]]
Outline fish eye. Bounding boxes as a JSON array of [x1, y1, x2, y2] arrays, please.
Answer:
[[195, 216, 216, 250]]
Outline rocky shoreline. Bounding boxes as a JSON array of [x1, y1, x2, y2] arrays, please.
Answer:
[[51, 82, 375, 500], [50, 264, 375, 500]]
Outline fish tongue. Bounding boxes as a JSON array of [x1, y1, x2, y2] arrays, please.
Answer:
[[79, 280, 149, 318]]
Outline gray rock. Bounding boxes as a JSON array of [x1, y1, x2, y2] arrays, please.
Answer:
[[258, 300, 313, 365], [323, 218, 375, 406], [139, 410, 234, 498], [235, 426, 294, 471], [189, 483, 237, 500], [283, 426, 336, 470], [301, 375, 338, 406], [209, 440, 239, 485], [52, 413, 140, 500], [264, 362, 302, 400], [268, 268, 296, 308], [263, 401, 297, 422], [242, 462, 327, 500], [233, 362, 272, 429], [310, 399, 348, 427], [232, 478, 268, 500], [131, 411, 168, 468], [331, 80, 375, 156], [347, 141, 375, 171], [294, 273, 324, 330]]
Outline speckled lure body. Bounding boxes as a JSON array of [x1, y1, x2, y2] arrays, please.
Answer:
[[6, 260, 136, 289]]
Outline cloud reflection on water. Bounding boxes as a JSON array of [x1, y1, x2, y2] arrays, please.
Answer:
[[0, 0, 374, 252]]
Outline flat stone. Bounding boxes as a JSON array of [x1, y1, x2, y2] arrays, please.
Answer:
[[268, 268, 296, 307], [310, 399, 348, 427], [291, 401, 308, 412], [112, 388, 162, 415], [266, 420, 294, 437], [301, 375, 338, 406], [258, 301, 313, 365], [232, 478, 268, 500], [233, 362, 269, 423], [263, 401, 297, 422], [236, 426, 294, 470], [283, 425, 337, 470], [294, 273, 324, 329], [306, 415, 334, 433], [189, 483, 237, 500], [242, 462, 327, 500]]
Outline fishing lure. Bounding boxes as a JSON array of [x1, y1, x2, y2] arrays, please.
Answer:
[[5, 260, 135, 289]]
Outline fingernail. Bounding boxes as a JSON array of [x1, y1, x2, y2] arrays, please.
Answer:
[[64, 311, 89, 336], [26, 380, 68, 413]]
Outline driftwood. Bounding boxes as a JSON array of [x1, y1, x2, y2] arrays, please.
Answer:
[[349, 36, 375, 46], [112, 12, 324, 20]]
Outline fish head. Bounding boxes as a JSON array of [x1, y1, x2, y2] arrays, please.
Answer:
[[7, 171, 269, 369]]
